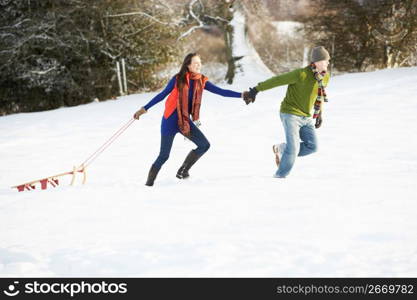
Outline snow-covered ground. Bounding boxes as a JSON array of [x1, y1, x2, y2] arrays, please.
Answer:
[[1, 64, 416, 277], [1, 15, 417, 276]]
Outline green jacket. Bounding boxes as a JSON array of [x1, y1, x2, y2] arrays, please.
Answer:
[[256, 66, 330, 117]]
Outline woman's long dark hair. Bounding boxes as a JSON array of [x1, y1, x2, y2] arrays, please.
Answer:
[[177, 52, 199, 88]]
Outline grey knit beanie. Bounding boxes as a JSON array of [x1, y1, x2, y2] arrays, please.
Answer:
[[311, 46, 330, 62]]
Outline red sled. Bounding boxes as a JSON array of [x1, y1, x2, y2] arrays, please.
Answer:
[[12, 165, 87, 192]]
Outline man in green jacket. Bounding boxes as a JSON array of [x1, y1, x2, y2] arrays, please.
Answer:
[[244, 46, 331, 178]]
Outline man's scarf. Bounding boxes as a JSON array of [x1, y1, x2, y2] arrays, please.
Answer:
[[177, 72, 208, 136], [310, 63, 328, 119]]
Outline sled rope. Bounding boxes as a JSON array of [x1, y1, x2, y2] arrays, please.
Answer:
[[81, 118, 135, 168]]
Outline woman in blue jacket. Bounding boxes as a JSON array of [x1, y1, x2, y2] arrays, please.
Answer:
[[133, 53, 246, 186]]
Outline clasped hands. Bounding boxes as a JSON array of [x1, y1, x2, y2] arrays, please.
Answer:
[[242, 87, 258, 105]]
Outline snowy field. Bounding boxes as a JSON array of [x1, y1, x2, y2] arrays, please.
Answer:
[[1, 64, 417, 277], [1, 11, 417, 276]]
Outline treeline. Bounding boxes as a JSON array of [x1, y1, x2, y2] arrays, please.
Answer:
[[0, 0, 183, 115], [243, 0, 416, 74], [1, 0, 416, 115], [0, 0, 236, 115], [302, 0, 417, 72]]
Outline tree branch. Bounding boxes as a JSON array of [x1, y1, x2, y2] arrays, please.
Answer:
[[177, 0, 209, 40], [30, 66, 57, 75], [204, 15, 230, 23], [105, 11, 174, 26]]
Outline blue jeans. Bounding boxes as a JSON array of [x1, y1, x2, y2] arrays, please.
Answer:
[[153, 122, 210, 169], [275, 113, 318, 178]]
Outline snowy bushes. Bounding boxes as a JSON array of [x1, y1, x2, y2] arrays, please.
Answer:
[[0, 0, 181, 115], [0, 0, 242, 115]]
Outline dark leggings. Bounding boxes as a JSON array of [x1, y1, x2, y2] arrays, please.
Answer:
[[152, 122, 210, 169]]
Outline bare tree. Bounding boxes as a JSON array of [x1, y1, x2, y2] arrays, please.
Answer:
[[177, 0, 238, 83]]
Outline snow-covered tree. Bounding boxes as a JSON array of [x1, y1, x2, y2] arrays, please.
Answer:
[[0, 0, 181, 115]]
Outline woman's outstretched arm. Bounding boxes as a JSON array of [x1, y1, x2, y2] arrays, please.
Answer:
[[143, 76, 176, 111], [134, 76, 176, 119], [204, 81, 242, 98]]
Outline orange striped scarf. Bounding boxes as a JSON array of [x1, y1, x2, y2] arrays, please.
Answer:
[[163, 72, 208, 136]]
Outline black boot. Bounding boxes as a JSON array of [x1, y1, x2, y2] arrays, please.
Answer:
[[176, 150, 202, 179], [145, 165, 160, 186]]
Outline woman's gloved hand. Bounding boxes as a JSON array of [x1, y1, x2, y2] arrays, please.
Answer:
[[133, 107, 147, 120]]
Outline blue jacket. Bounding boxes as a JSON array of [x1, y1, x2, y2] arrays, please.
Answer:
[[144, 76, 241, 135]]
